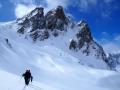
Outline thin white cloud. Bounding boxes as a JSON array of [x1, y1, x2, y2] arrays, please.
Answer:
[[101, 0, 113, 18], [46, 0, 68, 8], [104, 0, 113, 4], [0, 3, 2, 8], [10, 0, 40, 18], [69, 0, 115, 18], [115, 35, 120, 41], [14, 0, 69, 18], [102, 32, 110, 36], [99, 33, 120, 54], [75, 0, 97, 12], [15, 4, 36, 18], [12, 0, 117, 19], [44, 0, 69, 12], [10, 0, 68, 8], [99, 32, 112, 43], [10, 0, 34, 5], [103, 43, 120, 54]]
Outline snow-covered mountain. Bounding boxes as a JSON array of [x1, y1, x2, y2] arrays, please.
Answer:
[[15, 6, 109, 69], [0, 6, 120, 90]]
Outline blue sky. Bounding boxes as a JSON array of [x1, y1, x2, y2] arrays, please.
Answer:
[[0, 0, 120, 52]]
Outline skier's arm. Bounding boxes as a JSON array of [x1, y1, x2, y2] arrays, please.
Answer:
[[31, 76, 33, 82], [22, 73, 25, 77]]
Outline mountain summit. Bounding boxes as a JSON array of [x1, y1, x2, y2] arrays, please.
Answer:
[[14, 6, 109, 69]]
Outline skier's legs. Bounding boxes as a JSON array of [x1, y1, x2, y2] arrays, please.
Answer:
[[25, 78, 30, 85]]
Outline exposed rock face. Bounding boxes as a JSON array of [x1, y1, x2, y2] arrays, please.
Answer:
[[17, 6, 69, 41], [45, 6, 68, 31], [30, 29, 49, 41], [76, 20, 93, 49], [69, 20, 93, 51], [69, 39, 77, 50], [77, 20, 93, 43], [69, 20, 107, 61], [107, 53, 120, 70], [30, 7, 46, 31], [17, 7, 47, 41]]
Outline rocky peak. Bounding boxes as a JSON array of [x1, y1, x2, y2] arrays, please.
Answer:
[[35, 7, 44, 15], [77, 20, 87, 27], [30, 7, 45, 31], [55, 6, 66, 20], [45, 6, 68, 30], [28, 7, 44, 18], [77, 20, 93, 43], [17, 6, 70, 41], [69, 20, 107, 61]]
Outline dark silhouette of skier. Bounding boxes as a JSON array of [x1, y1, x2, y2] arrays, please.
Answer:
[[22, 70, 33, 85], [5, 38, 12, 48]]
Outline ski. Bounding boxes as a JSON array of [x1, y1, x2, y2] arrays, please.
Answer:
[[29, 84, 44, 90], [22, 85, 26, 90]]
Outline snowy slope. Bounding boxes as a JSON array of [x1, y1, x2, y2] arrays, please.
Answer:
[[0, 69, 60, 90], [0, 6, 120, 90], [0, 63, 120, 90], [0, 20, 108, 74], [0, 21, 120, 90]]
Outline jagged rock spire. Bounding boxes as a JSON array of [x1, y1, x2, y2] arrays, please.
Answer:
[[17, 6, 69, 41], [45, 5, 68, 30], [77, 20, 93, 43], [55, 6, 66, 20]]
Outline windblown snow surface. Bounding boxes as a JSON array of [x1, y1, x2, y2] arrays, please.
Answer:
[[0, 22, 120, 90]]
